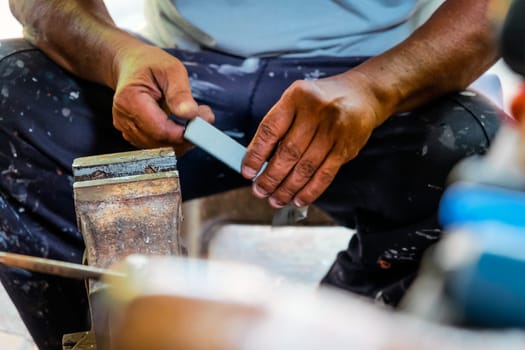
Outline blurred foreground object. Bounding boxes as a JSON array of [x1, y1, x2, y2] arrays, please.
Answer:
[[402, 0, 525, 330], [102, 255, 525, 350]]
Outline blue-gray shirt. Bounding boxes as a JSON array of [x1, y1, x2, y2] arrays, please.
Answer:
[[144, 0, 431, 58]]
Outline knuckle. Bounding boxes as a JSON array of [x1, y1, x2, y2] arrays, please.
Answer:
[[152, 125, 171, 144], [258, 122, 280, 143], [114, 87, 134, 105], [245, 148, 267, 164], [263, 171, 281, 188], [290, 80, 313, 95], [112, 118, 120, 130], [300, 185, 322, 204], [296, 159, 316, 179], [121, 132, 133, 143], [317, 168, 336, 185], [277, 141, 301, 163], [257, 171, 281, 193], [278, 185, 297, 200], [319, 103, 345, 125], [339, 145, 359, 162]]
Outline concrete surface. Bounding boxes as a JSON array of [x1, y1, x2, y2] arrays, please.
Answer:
[[0, 283, 36, 350]]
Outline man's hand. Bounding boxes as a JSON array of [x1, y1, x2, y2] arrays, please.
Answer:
[[10, 0, 215, 154], [112, 44, 214, 154], [242, 0, 498, 208], [241, 73, 383, 208]]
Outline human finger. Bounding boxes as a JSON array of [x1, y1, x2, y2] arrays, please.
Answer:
[[242, 91, 295, 180], [252, 118, 317, 202], [267, 126, 334, 208]]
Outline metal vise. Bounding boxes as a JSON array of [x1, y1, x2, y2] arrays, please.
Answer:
[[70, 147, 184, 349]]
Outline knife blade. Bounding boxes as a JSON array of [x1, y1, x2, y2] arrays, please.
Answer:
[[183, 117, 308, 225]]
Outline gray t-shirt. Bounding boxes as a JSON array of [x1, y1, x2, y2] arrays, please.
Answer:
[[143, 0, 433, 58]]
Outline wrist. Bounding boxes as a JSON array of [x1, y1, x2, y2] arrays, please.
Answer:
[[100, 31, 148, 89], [341, 66, 401, 127]]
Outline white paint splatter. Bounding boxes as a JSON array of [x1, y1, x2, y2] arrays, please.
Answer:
[[15, 60, 25, 68], [9, 142, 17, 158], [1, 86, 9, 98], [304, 69, 325, 80], [210, 57, 260, 76], [69, 91, 80, 100], [421, 145, 428, 156], [438, 124, 456, 150], [414, 229, 441, 240], [182, 61, 198, 66], [189, 78, 225, 99], [62, 107, 71, 117]]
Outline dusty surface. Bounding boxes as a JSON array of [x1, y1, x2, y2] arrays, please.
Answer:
[[0, 283, 36, 349]]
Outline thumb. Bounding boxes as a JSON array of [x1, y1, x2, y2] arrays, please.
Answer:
[[167, 88, 199, 119]]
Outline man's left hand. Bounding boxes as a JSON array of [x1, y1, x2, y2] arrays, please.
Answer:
[[241, 72, 384, 208]]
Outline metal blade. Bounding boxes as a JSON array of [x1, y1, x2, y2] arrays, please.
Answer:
[[0, 251, 126, 280]]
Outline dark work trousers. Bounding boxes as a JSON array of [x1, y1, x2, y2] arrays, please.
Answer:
[[0, 39, 502, 349]]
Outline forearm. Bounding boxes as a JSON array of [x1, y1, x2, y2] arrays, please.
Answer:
[[9, 0, 146, 88], [351, 0, 498, 125]]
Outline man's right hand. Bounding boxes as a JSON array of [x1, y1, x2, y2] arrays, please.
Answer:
[[111, 44, 214, 154], [10, 0, 214, 155]]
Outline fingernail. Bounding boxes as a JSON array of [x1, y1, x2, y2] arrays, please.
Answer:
[[242, 166, 257, 179], [269, 197, 286, 208], [293, 199, 305, 208], [252, 183, 269, 198]]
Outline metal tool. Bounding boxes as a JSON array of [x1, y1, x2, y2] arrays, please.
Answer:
[[183, 117, 309, 225], [0, 251, 125, 280], [72, 147, 183, 270]]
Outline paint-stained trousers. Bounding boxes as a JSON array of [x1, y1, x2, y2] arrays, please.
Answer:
[[0, 39, 502, 349]]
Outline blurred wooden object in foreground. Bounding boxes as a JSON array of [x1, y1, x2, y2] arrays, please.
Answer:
[[104, 255, 525, 350]]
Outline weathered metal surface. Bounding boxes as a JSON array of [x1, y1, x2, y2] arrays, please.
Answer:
[[72, 147, 178, 181], [0, 251, 125, 280], [73, 148, 183, 270], [62, 331, 96, 350], [72, 148, 183, 350]]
